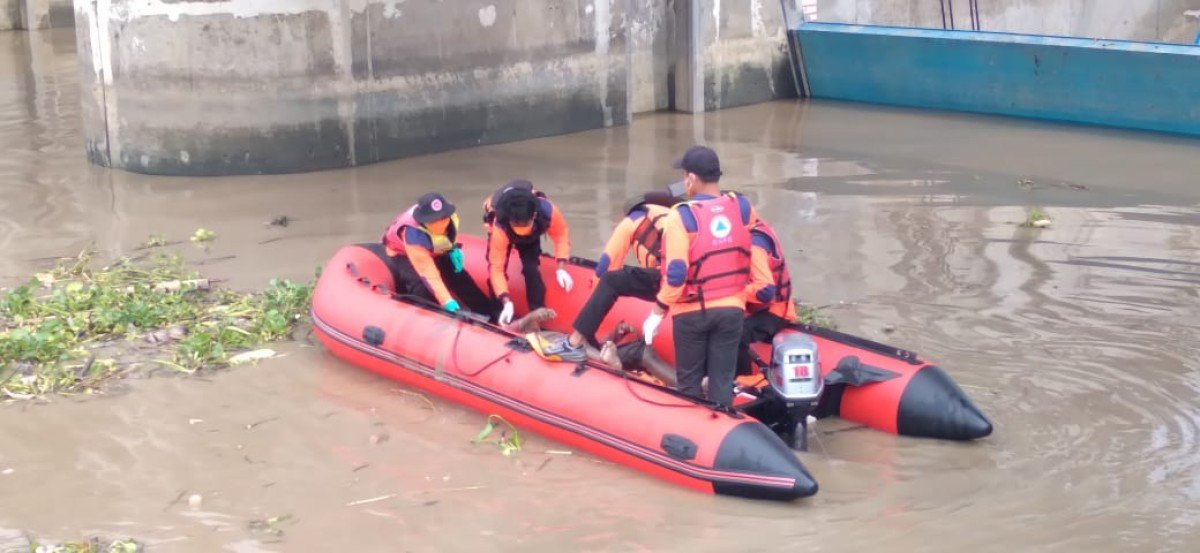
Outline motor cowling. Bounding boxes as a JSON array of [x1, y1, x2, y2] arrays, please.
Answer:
[[768, 333, 823, 404]]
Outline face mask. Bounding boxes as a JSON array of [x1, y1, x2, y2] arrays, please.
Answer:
[[424, 217, 451, 235], [510, 220, 535, 236]]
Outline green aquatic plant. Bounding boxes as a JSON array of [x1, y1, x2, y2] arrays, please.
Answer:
[[794, 300, 838, 329], [473, 414, 523, 456], [1020, 205, 1052, 228], [22, 537, 140, 553], [0, 250, 313, 399]]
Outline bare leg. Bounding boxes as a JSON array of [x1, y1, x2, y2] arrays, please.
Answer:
[[639, 348, 678, 388], [505, 307, 557, 334], [597, 341, 623, 369]]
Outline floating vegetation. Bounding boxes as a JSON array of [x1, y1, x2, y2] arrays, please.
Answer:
[[190, 228, 217, 243], [794, 300, 838, 329], [1020, 205, 1052, 228], [22, 537, 140, 553], [0, 249, 312, 400], [247, 514, 295, 537], [473, 414, 523, 456]]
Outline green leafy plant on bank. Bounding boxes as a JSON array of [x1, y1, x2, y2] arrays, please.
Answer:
[[0, 249, 313, 400]]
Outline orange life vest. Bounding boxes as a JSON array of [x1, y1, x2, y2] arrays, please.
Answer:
[[749, 220, 793, 310]]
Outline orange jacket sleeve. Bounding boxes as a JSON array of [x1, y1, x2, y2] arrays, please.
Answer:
[[654, 208, 689, 310], [404, 242, 453, 306], [597, 216, 638, 276], [545, 202, 571, 260], [487, 229, 512, 300], [745, 241, 775, 308]]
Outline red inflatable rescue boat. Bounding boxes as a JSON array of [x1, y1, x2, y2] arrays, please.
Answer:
[[312, 236, 992, 500]]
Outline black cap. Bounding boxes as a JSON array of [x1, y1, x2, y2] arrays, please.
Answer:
[[413, 192, 456, 224], [672, 145, 722, 182]]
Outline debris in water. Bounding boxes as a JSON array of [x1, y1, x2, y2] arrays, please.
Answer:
[[345, 494, 396, 507], [544, 449, 573, 455], [1017, 178, 1035, 190], [267, 215, 292, 227], [245, 416, 280, 430], [1020, 206, 1052, 228], [190, 228, 217, 243], [228, 348, 277, 365], [141, 234, 169, 248], [187, 418, 204, 425], [882, 325, 896, 334], [247, 514, 294, 537], [473, 414, 523, 456]]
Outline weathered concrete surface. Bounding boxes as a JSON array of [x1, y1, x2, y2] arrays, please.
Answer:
[[75, 0, 630, 175], [675, 0, 796, 113], [1, 0, 74, 31], [817, 0, 1200, 44], [1, 0, 21, 30], [629, 0, 673, 113]]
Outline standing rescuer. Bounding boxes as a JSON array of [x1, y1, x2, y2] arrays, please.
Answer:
[[382, 193, 494, 316], [643, 146, 768, 407], [483, 179, 573, 325]]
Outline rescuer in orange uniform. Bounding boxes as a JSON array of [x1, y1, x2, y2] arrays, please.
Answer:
[[381, 193, 494, 316], [482, 179, 573, 325], [643, 146, 770, 407]]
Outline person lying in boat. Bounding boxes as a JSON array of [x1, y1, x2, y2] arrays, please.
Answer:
[[506, 308, 677, 387], [482, 180, 573, 326], [556, 185, 682, 357], [381, 193, 496, 317], [737, 218, 799, 375]]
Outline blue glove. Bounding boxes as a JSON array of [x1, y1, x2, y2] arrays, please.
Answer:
[[448, 247, 465, 273], [443, 299, 461, 313]]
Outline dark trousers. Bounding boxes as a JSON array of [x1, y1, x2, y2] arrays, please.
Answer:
[[514, 240, 547, 310], [672, 307, 745, 408], [572, 267, 661, 347], [736, 309, 790, 375], [390, 254, 495, 316]]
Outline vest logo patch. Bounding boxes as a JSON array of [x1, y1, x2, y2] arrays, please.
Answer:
[[710, 215, 732, 239]]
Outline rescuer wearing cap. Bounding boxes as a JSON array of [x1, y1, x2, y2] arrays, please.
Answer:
[[381, 193, 494, 316]]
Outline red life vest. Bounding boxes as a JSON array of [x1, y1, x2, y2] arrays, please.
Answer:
[[749, 220, 793, 310], [629, 204, 670, 268], [680, 194, 752, 303], [382, 206, 458, 256]]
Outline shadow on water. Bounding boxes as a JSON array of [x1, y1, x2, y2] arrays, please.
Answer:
[[1, 28, 1199, 552]]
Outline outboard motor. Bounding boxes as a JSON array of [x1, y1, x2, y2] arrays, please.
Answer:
[[765, 333, 824, 451]]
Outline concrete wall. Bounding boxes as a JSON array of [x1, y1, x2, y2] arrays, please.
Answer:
[[675, 0, 797, 112], [817, 0, 1200, 44], [75, 0, 795, 175], [1, 0, 19, 31], [75, 0, 631, 175], [630, 0, 673, 113], [795, 22, 1200, 136], [1, 0, 73, 30]]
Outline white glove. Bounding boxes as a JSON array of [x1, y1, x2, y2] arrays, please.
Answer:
[[498, 301, 515, 326], [642, 312, 663, 345], [556, 268, 574, 292]]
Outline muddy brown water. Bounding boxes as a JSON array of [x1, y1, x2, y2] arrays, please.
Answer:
[[2, 30, 1199, 552]]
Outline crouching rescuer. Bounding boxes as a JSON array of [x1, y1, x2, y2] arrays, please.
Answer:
[[382, 193, 495, 317]]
